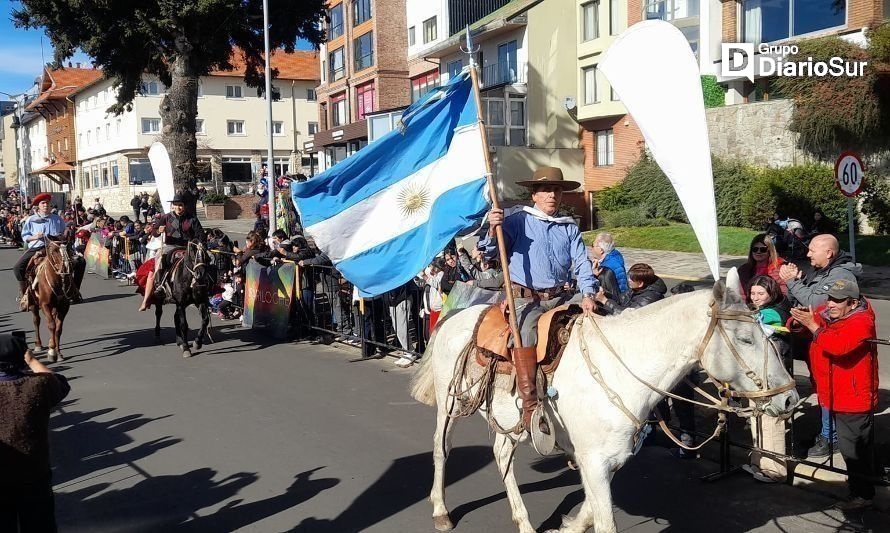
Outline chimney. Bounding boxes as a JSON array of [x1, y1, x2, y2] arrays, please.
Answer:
[[76, 62, 81, 68], [68, 62, 72, 68]]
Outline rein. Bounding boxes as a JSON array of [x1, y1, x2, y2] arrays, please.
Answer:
[[577, 299, 794, 451], [36, 239, 75, 300]]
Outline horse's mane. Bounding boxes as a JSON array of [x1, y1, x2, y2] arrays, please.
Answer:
[[597, 289, 706, 327]]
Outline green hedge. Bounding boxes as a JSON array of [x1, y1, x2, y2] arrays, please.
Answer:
[[596, 154, 849, 231], [701, 75, 726, 108]]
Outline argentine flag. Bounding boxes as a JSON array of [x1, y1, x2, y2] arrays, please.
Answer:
[[291, 71, 489, 297]]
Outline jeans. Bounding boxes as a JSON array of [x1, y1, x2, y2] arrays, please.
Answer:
[[820, 406, 839, 442]]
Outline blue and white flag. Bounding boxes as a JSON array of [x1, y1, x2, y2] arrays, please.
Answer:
[[291, 71, 489, 297]]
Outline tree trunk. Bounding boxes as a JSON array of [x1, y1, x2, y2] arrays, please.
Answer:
[[159, 52, 200, 214]]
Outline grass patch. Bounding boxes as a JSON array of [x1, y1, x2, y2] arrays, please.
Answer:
[[583, 223, 890, 266], [582, 224, 757, 256], [852, 234, 890, 266]]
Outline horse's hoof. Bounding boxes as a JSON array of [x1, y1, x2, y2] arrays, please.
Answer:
[[433, 514, 454, 531], [47, 349, 57, 363], [194, 342, 202, 351], [182, 350, 193, 358], [32, 345, 46, 355]]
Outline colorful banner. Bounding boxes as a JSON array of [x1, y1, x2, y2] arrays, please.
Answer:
[[85, 234, 102, 274], [97, 246, 110, 279], [242, 261, 295, 339]]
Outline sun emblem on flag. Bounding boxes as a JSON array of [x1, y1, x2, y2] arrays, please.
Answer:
[[397, 183, 431, 218]]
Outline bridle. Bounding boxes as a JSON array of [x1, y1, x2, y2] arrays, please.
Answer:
[[578, 298, 796, 451], [37, 238, 76, 299], [184, 241, 210, 289]]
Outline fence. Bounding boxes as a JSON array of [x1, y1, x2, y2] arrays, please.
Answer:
[[298, 264, 424, 359]]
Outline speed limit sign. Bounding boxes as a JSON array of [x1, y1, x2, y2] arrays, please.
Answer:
[[835, 151, 865, 197]]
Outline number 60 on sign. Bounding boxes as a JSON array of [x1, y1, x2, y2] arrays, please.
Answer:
[[834, 151, 865, 197]]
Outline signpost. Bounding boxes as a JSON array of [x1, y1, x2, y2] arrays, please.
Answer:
[[834, 151, 865, 263]]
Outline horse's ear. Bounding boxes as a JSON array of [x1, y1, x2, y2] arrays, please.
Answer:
[[725, 267, 743, 299], [712, 280, 726, 304]]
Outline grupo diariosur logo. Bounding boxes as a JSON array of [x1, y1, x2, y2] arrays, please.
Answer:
[[721, 43, 868, 82]]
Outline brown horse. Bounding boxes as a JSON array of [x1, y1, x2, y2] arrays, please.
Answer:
[[26, 240, 77, 362]]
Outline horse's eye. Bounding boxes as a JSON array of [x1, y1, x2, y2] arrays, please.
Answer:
[[738, 337, 754, 345]]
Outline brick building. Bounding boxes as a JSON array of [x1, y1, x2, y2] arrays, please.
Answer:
[[25, 66, 103, 193], [307, 0, 411, 172]]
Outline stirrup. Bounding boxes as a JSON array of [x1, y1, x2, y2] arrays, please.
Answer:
[[530, 404, 556, 456]]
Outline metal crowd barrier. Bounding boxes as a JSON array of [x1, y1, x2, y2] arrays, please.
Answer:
[[297, 264, 424, 359]]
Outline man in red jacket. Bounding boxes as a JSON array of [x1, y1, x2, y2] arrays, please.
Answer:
[[790, 278, 879, 511]]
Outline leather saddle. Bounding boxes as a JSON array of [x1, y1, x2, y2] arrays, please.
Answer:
[[474, 303, 581, 376]]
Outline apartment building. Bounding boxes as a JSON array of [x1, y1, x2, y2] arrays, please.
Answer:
[[74, 51, 319, 211], [16, 67, 103, 196], [307, 0, 411, 171]]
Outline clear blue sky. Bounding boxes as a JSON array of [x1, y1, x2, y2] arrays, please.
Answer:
[[1, 0, 315, 98], [0, 0, 92, 96]]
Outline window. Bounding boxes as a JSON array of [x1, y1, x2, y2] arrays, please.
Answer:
[[116, 119, 121, 136], [226, 85, 243, 99], [307, 88, 317, 101], [610, 0, 620, 35], [353, 0, 371, 26], [112, 162, 119, 186], [447, 59, 463, 79], [497, 40, 518, 84], [321, 60, 326, 82], [227, 120, 245, 135], [582, 2, 599, 41], [142, 80, 161, 95], [483, 96, 526, 147], [368, 110, 403, 142], [86, 130, 92, 146], [222, 156, 253, 182], [354, 32, 374, 71], [611, 87, 619, 101], [197, 81, 203, 97], [272, 121, 284, 136], [141, 118, 161, 134], [105, 123, 110, 140], [583, 66, 599, 104], [408, 26, 416, 46], [308, 122, 319, 135], [78, 133, 83, 148], [329, 47, 345, 81], [423, 17, 437, 43], [331, 92, 347, 126], [195, 119, 206, 134], [83, 167, 90, 189], [644, 0, 700, 21], [101, 163, 109, 187], [356, 82, 375, 120], [411, 70, 440, 102], [741, 0, 843, 45], [129, 158, 156, 184], [91, 165, 100, 188], [328, 3, 344, 39], [596, 129, 614, 166]]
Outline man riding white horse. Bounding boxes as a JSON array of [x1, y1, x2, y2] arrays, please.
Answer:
[[15, 193, 83, 311], [479, 166, 598, 434], [138, 193, 204, 311]]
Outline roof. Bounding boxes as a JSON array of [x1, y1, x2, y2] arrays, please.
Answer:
[[414, 0, 543, 60], [27, 67, 103, 110], [210, 49, 320, 81]]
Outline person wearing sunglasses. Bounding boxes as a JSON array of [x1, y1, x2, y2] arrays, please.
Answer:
[[738, 233, 787, 302]]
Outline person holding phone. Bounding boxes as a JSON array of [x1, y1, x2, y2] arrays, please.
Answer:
[[0, 332, 71, 531]]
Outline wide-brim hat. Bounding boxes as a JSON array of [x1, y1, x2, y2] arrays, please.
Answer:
[[32, 193, 52, 206], [516, 166, 581, 191], [169, 193, 187, 204]]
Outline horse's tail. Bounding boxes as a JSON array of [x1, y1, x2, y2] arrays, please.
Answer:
[[410, 326, 441, 406]]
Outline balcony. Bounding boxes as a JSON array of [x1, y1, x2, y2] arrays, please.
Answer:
[[480, 61, 526, 88]]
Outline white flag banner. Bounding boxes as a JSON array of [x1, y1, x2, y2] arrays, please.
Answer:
[[600, 20, 720, 279], [148, 142, 175, 214]]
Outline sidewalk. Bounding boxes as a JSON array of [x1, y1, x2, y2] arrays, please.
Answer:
[[611, 247, 890, 299]]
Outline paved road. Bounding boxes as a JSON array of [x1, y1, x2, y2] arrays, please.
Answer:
[[1, 248, 888, 532]]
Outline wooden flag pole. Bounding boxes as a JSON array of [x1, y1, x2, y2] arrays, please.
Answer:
[[464, 29, 523, 348]]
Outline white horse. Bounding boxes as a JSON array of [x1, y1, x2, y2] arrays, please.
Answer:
[[410, 270, 799, 533]]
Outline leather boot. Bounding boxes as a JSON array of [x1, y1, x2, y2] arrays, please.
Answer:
[[512, 346, 541, 433]]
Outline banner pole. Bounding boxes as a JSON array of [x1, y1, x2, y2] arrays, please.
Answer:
[[464, 29, 523, 348]]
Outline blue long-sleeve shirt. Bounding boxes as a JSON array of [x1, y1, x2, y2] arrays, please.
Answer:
[[478, 208, 598, 295], [21, 213, 65, 250]]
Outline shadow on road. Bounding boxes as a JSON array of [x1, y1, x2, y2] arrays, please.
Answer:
[[290, 446, 494, 532]]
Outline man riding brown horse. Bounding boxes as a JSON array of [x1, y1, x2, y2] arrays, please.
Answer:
[[139, 193, 204, 311], [14, 193, 83, 311]]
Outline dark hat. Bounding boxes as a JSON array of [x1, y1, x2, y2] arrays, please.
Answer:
[[169, 193, 187, 204], [516, 166, 580, 191], [0, 332, 27, 367], [32, 193, 52, 206], [827, 278, 860, 300]]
